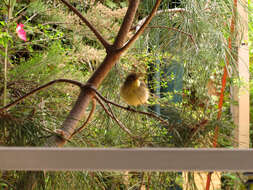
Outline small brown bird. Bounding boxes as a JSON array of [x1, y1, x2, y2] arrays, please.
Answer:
[[120, 73, 149, 106]]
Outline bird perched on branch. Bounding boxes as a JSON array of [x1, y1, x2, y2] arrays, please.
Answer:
[[120, 73, 149, 106]]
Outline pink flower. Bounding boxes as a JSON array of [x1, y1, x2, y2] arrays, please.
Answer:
[[16, 23, 27, 42]]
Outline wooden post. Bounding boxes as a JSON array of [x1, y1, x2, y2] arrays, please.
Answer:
[[183, 172, 221, 190], [184, 1, 249, 189], [232, 0, 249, 148]]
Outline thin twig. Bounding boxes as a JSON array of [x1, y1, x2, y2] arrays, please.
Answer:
[[24, 12, 39, 24], [0, 79, 83, 112], [139, 8, 186, 25], [131, 8, 186, 32], [70, 98, 96, 138], [120, 0, 162, 52], [147, 25, 197, 48], [12, 11, 26, 23], [60, 0, 110, 50], [106, 100, 139, 139], [95, 96, 137, 140], [87, 85, 170, 127]]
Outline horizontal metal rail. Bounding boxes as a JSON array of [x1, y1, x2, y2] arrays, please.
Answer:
[[0, 147, 252, 171]]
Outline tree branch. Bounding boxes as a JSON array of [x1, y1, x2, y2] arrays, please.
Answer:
[[59, 0, 110, 50], [113, 0, 140, 49], [120, 0, 162, 52], [43, 128, 72, 143], [86, 85, 170, 127], [95, 96, 137, 140], [0, 79, 83, 112], [70, 98, 96, 138]]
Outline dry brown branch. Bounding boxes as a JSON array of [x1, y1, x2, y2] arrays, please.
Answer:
[[0, 79, 83, 112], [147, 25, 197, 47], [60, 0, 110, 50], [70, 98, 96, 138], [120, 0, 162, 52], [95, 96, 137, 140]]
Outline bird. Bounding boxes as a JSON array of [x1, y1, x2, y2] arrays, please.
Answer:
[[120, 73, 149, 106]]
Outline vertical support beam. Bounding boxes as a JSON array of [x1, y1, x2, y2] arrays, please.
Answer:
[[232, 0, 249, 148], [186, 1, 249, 189]]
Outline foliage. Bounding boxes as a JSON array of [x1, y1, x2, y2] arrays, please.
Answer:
[[0, 0, 250, 189]]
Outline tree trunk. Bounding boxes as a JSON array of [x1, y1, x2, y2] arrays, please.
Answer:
[[21, 0, 163, 188]]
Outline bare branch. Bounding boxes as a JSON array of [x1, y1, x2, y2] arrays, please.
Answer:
[[70, 98, 96, 138], [0, 79, 83, 112], [120, 0, 162, 52], [95, 96, 137, 140], [59, 0, 110, 50], [113, 0, 140, 49]]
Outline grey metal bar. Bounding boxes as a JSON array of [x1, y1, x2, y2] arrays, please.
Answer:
[[0, 147, 252, 171]]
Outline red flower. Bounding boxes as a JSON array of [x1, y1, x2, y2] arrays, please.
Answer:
[[16, 23, 27, 42]]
